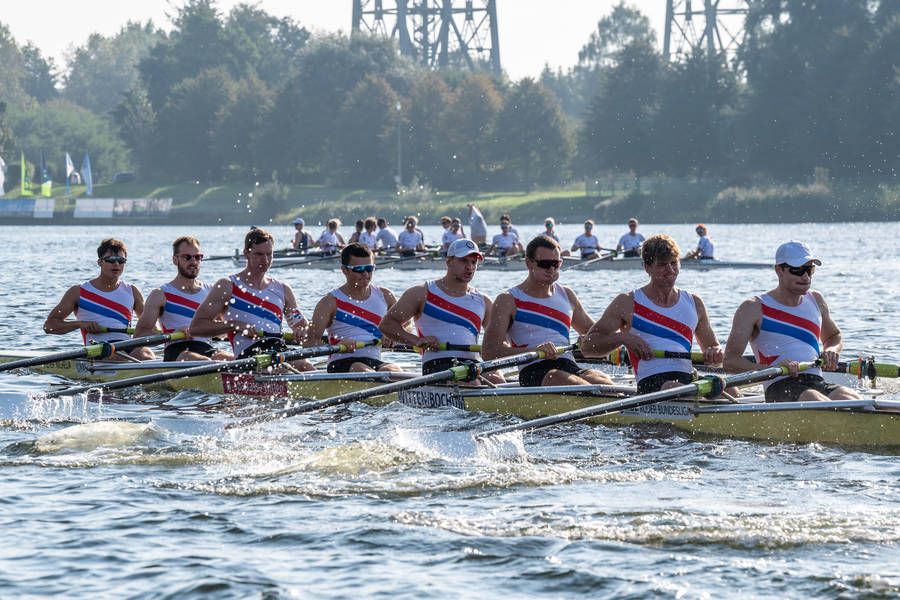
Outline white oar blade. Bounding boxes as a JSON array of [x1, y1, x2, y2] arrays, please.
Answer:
[[392, 428, 526, 462], [34, 421, 160, 454]]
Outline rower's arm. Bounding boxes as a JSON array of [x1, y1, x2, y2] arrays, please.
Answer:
[[724, 299, 762, 372], [481, 293, 518, 359], [43, 285, 89, 335], [282, 283, 309, 341], [189, 278, 237, 338], [580, 293, 634, 357], [567, 287, 595, 336], [380, 285, 427, 346], [133, 288, 165, 338], [692, 294, 724, 365], [131, 286, 146, 319], [304, 294, 335, 348], [813, 290, 843, 370]]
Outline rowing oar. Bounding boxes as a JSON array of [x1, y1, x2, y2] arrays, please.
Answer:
[[388, 343, 481, 353], [0, 331, 188, 373], [45, 340, 378, 398], [227, 344, 577, 429], [561, 250, 616, 271]]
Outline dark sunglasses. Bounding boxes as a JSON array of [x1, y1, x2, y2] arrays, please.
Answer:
[[534, 259, 562, 270], [177, 253, 204, 262], [100, 256, 127, 264], [344, 264, 375, 273], [780, 263, 815, 277]]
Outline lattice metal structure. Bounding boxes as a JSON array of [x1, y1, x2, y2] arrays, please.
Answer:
[[663, 0, 749, 68], [351, 0, 501, 74]]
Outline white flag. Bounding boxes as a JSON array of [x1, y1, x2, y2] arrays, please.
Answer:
[[65, 152, 74, 178], [0, 155, 6, 197]]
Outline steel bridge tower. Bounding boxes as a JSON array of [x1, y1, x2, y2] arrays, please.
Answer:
[[351, 0, 501, 75], [663, 0, 749, 68]]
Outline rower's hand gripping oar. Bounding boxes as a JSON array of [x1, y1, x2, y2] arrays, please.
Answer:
[[228, 345, 577, 430], [0, 331, 188, 373], [45, 340, 378, 398]]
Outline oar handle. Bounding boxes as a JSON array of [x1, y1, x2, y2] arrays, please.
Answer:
[[388, 343, 482, 353]]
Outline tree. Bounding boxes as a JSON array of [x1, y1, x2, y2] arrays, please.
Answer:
[[0, 24, 32, 109], [211, 73, 273, 181], [113, 86, 157, 177], [496, 78, 572, 190], [224, 5, 309, 86], [0, 101, 16, 165], [442, 73, 503, 188], [404, 72, 452, 184], [330, 75, 401, 186], [20, 43, 58, 103], [64, 21, 163, 115]]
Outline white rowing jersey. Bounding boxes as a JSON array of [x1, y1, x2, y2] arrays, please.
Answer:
[[358, 231, 378, 250], [491, 232, 519, 250], [441, 229, 464, 247], [415, 281, 484, 363], [573, 234, 601, 257], [327, 286, 386, 363], [628, 288, 698, 383], [507, 284, 575, 368], [376, 227, 398, 249], [469, 206, 487, 237], [697, 235, 714, 258], [318, 230, 341, 252], [618, 232, 645, 251], [398, 229, 424, 250], [158, 282, 213, 347], [225, 274, 285, 356], [77, 281, 135, 344], [750, 292, 822, 387]]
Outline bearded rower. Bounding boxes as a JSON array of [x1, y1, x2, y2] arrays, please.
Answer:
[[304, 244, 401, 373], [724, 241, 859, 402], [190, 228, 313, 370], [482, 236, 612, 387], [380, 238, 504, 384], [133, 236, 232, 362], [43, 238, 154, 361], [582, 234, 724, 393]]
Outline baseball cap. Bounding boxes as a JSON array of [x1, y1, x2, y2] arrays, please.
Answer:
[[292, 217, 305, 225], [775, 241, 821, 267], [447, 238, 483, 261]]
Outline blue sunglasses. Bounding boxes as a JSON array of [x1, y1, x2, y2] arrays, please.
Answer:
[[344, 264, 375, 273]]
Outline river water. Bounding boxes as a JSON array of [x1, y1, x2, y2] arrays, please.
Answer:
[[0, 222, 898, 598]]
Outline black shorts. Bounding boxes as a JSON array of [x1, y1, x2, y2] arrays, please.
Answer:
[[765, 374, 842, 403], [237, 337, 289, 359], [636, 371, 695, 394], [327, 356, 388, 373], [699, 256, 715, 260], [399, 249, 417, 257], [518, 358, 585, 387], [422, 357, 479, 378], [581, 253, 599, 260], [623, 249, 640, 258], [163, 340, 217, 362]]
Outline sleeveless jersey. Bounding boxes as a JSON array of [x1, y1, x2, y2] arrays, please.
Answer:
[[751, 292, 822, 386], [76, 281, 134, 344], [158, 282, 213, 347], [507, 284, 575, 367], [327, 286, 386, 363], [415, 281, 484, 362], [225, 275, 285, 356], [318, 230, 340, 252], [628, 288, 698, 382], [358, 231, 378, 250]]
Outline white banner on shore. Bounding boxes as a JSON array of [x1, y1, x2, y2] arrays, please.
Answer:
[[74, 198, 115, 218], [33, 198, 55, 218]]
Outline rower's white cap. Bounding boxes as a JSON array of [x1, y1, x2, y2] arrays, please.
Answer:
[[292, 217, 305, 225], [775, 240, 822, 267], [447, 238, 483, 260]]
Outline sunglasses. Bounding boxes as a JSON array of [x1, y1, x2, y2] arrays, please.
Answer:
[[100, 256, 127, 264], [534, 259, 562, 270], [177, 253, 204, 262], [780, 263, 815, 277], [344, 264, 375, 273]]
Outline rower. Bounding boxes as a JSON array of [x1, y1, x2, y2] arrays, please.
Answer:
[[467, 203, 488, 246], [380, 238, 504, 384], [43, 238, 154, 360], [189, 228, 314, 370], [375, 217, 399, 253], [483, 235, 612, 387], [440, 216, 452, 232], [358, 217, 378, 250], [543, 217, 560, 243], [291, 217, 313, 253], [500, 213, 520, 239], [315, 219, 345, 255], [684, 224, 714, 260], [440, 218, 465, 255], [133, 236, 233, 362], [397, 216, 426, 257], [571, 219, 603, 260], [487, 220, 522, 258], [724, 240, 860, 402], [616, 217, 645, 258], [581, 234, 724, 393], [305, 244, 402, 373], [347, 219, 365, 245]]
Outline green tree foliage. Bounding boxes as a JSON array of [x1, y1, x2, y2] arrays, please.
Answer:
[[496, 78, 572, 190], [581, 40, 663, 176], [331, 75, 401, 186], [211, 73, 273, 181], [8, 99, 130, 181], [0, 102, 16, 161], [20, 43, 58, 103], [113, 86, 156, 177], [404, 72, 453, 184], [64, 22, 163, 115], [443, 73, 503, 187], [224, 4, 310, 84], [0, 24, 33, 109]]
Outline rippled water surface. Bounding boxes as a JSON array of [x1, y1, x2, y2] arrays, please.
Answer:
[[1, 223, 898, 598]]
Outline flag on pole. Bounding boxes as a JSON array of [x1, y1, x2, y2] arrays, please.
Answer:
[[40, 150, 52, 197], [65, 152, 75, 195], [80, 152, 93, 196], [0, 154, 6, 197], [20, 151, 33, 196]]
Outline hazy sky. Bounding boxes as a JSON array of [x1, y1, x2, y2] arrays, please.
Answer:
[[1, 0, 669, 80]]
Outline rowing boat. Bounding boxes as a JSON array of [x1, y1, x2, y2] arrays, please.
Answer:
[[236, 254, 771, 271], [390, 384, 899, 448]]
